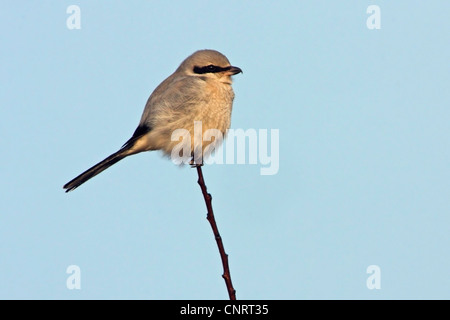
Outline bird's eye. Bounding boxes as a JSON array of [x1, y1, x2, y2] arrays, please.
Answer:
[[193, 64, 226, 74]]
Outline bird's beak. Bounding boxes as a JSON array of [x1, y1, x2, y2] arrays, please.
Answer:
[[226, 66, 243, 75]]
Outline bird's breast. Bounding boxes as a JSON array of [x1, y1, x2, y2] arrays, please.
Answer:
[[199, 82, 234, 133]]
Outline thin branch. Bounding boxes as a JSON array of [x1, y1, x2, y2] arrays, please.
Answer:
[[196, 165, 236, 300]]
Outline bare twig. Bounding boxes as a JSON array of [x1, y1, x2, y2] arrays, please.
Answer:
[[196, 165, 236, 300]]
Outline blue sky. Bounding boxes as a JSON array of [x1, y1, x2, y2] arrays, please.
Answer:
[[1, 1, 449, 299]]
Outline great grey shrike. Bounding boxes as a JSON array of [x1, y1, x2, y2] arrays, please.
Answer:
[[63, 49, 242, 192]]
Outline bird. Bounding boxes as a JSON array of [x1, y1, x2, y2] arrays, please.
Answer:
[[63, 49, 242, 192]]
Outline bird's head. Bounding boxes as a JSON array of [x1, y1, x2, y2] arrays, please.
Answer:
[[177, 49, 242, 84]]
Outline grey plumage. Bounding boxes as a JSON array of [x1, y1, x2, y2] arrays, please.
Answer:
[[63, 49, 242, 192]]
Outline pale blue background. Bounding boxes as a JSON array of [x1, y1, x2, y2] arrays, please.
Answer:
[[1, 1, 449, 299]]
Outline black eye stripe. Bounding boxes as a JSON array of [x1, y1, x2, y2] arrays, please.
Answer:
[[193, 65, 231, 74]]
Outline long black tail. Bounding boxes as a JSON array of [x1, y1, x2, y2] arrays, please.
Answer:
[[64, 124, 152, 192], [63, 148, 130, 192]]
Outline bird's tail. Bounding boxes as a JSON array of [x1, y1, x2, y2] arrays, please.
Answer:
[[63, 148, 131, 192], [63, 124, 152, 193]]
